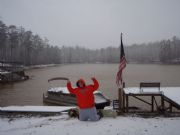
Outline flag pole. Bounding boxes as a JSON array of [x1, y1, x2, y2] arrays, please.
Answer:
[[118, 33, 123, 112], [117, 32, 126, 113], [120, 33, 123, 89]]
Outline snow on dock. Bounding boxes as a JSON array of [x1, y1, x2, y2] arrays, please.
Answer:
[[162, 87, 180, 105], [124, 87, 180, 105], [0, 106, 76, 113]]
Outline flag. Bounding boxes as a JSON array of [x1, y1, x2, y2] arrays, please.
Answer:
[[116, 33, 126, 86]]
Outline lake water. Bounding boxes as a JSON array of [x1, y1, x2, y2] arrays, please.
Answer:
[[0, 64, 180, 106]]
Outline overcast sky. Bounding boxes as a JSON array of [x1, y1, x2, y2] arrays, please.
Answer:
[[0, 0, 180, 49]]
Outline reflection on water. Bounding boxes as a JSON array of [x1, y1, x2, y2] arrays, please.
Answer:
[[0, 64, 180, 106]]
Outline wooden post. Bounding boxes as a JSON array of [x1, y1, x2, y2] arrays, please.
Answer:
[[118, 82, 125, 113], [169, 103, 172, 113], [151, 96, 154, 112], [161, 95, 165, 112], [122, 82, 125, 112], [118, 88, 122, 112], [126, 94, 129, 112], [123, 91, 125, 112], [123, 82, 125, 88]]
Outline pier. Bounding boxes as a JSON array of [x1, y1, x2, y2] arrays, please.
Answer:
[[114, 83, 180, 115]]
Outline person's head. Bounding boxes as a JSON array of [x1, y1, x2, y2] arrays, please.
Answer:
[[76, 79, 86, 88]]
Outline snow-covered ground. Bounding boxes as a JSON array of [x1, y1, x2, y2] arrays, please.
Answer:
[[0, 86, 180, 135], [0, 115, 180, 135]]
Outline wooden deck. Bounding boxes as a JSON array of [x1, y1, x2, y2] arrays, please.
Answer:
[[114, 83, 180, 114]]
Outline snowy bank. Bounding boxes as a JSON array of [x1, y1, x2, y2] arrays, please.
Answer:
[[24, 64, 60, 70], [0, 115, 180, 135]]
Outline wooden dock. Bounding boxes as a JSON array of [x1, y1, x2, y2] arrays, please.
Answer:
[[113, 83, 180, 115], [0, 106, 76, 115]]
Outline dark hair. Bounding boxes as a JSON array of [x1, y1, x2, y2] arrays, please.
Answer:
[[76, 81, 80, 87], [76, 81, 85, 87]]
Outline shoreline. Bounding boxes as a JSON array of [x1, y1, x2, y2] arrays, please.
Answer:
[[24, 64, 61, 70], [24, 62, 180, 71]]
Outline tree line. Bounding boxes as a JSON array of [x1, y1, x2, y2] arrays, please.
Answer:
[[1, 20, 180, 65], [59, 37, 180, 64], [0, 20, 61, 66], [126, 36, 180, 64]]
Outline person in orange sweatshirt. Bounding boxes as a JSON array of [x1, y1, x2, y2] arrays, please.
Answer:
[[67, 77, 101, 121]]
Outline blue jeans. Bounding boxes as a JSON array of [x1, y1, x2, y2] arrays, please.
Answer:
[[79, 107, 100, 121]]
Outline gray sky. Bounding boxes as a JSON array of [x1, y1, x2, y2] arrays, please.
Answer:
[[0, 0, 180, 49]]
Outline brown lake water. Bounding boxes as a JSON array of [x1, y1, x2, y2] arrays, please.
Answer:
[[0, 64, 180, 106]]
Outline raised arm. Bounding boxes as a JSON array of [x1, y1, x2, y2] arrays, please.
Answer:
[[90, 77, 99, 91], [67, 80, 76, 94]]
